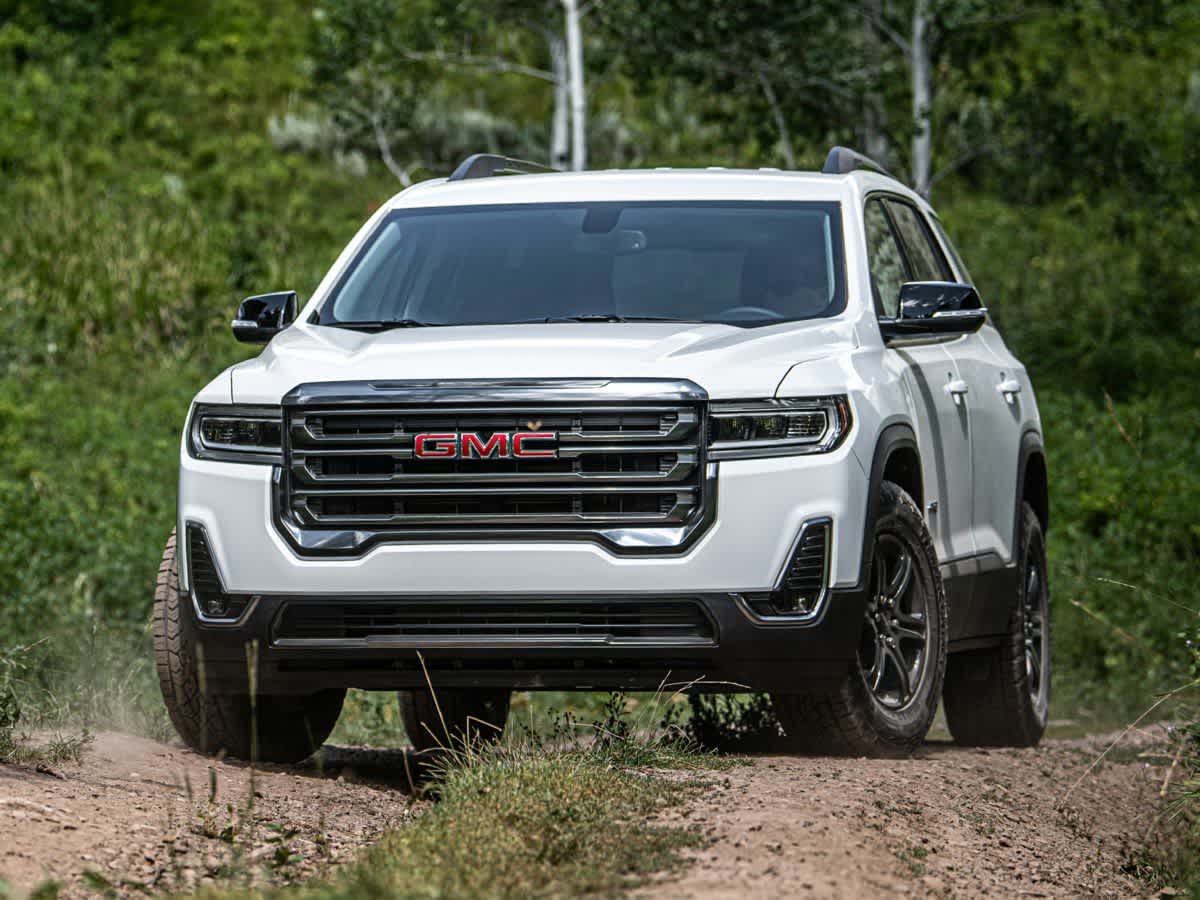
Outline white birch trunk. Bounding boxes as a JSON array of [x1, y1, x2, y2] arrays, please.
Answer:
[[862, 0, 888, 165], [756, 67, 796, 169], [911, 0, 932, 196], [549, 32, 569, 169], [561, 0, 587, 171]]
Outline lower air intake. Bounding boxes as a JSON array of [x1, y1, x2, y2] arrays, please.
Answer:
[[272, 598, 717, 647]]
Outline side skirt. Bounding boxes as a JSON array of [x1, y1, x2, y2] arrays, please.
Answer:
[[942, 553, 1018, 652]]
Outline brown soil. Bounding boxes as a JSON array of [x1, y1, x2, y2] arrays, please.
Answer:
[[0, 728, 1182, 899], [0, 732, 429, 897], [641, 728, 1180, 899]]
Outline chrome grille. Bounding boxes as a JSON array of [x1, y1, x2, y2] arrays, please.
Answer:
[[280, 382, 708, 538]]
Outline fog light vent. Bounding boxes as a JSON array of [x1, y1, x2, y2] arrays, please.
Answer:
[[740, 519, 831, 620], [186, 524, 251, 621], [776, 520, 829, 614]]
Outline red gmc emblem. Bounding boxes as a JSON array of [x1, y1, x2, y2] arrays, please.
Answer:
[[413, 432, 558, 459]]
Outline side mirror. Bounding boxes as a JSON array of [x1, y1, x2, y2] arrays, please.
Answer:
[[231, 291, 298, 344], [879, 282, 986, 342]]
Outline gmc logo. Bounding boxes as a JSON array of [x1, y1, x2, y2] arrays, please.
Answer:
[[413, 432, 558, 459]]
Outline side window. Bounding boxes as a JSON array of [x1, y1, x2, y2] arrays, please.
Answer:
[[863, 199, 908, 317], [885, 199, 952, 282]]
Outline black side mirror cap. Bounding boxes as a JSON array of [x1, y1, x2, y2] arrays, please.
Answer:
[[232, 291, 298, 344], [879, 281, 987, 342]]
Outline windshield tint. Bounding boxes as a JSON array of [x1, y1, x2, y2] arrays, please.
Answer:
[[318, 201, 845, 328]]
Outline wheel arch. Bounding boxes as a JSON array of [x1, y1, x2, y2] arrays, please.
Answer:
[[1017, 430, 1048, 547], [858, 422, 923, 589]]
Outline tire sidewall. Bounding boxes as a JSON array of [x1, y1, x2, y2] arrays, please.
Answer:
[[849, 483, 948, 747], [1014, 505, 1051, 732]]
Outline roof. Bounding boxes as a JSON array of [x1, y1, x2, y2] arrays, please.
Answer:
[[389, 166, 927, 213]]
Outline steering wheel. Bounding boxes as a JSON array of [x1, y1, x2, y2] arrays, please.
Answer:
[[715, 305, 786, 322]]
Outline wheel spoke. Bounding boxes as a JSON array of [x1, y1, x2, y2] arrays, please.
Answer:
[[870, 646, 886, 691], [886, 550, 913, 602], [1026, 646, 1041, 689], [884, 644, 911, 702], [892, 621, 925, 644]]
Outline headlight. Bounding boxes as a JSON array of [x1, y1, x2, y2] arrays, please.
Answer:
[[708, 396, 851, 459], [188, 404, 282, 464]]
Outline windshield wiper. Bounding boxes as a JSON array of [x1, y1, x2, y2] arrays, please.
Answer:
[[327, 319, 438, 332], [542, 314, 701, 324]]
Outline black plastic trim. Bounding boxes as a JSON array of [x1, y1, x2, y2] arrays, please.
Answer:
[[822, 145, 895, 179], [183, 522, 258, 626], [447, 153, 558, 181], [186, 586, 870, 694], [859, 422, 920, 589], [1016, 429, 1048, 549]]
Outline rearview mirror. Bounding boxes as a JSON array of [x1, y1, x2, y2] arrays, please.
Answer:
[[879, 282, 986, 342], [231, 291, 298, 344]]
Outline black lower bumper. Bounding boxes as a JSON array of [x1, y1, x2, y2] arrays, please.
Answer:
[[189, 588, 867, 695]]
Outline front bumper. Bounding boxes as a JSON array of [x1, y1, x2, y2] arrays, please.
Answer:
[[179, 446, 869, 595], [185, 587, 868, 694], [178, 445, 871, 692]]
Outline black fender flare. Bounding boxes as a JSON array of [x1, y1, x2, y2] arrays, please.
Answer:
[[1014, 429, 1048, 554], [856, 422, 921, 590]]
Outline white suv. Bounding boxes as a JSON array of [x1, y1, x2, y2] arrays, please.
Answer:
[[153, 148, 1051, 759]]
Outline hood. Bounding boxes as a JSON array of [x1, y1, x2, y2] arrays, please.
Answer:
[[230, 320, 857, 404]]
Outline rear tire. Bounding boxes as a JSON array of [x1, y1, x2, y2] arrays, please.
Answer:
[[943, 503, 1050, 746], [772, 482, 947, 757], [152, 530, 345, 763], [398, 688, 510, 751]]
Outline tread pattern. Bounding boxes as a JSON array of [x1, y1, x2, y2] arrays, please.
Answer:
[[152, 531, 345, 762], [772, 483, 948, 757], [397, 689, 510, 751], [943, 503, 1049, 747]]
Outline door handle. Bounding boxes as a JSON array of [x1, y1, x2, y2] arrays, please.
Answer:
[[944, 378, 969, 405], [996, 378, 1022, 403]]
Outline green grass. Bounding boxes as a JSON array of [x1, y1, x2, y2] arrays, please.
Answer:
[[200, 691, 727, 900]]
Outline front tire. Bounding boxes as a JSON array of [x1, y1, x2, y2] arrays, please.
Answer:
[[152, 530, 345, 763], [943, 503, 1050, 746], [398, 688, 510, 751], [773, 482, 947, 757]]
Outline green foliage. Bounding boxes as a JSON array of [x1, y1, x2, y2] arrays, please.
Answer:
[[1037, 390, 1199, 713], [0, 0, 1197, 737]]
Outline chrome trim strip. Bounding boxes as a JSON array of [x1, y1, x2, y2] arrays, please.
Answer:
[[734, 517, 832, 625], [184, 522, 260, 628]]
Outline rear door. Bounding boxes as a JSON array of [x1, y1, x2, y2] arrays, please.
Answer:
[[864, 197, 975, 566]]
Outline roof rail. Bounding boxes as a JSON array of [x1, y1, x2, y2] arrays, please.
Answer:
[[447, 153, 559, 182], [821, 146, 894, 179]]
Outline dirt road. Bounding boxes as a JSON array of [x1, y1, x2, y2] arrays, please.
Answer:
[[0, 733, 427, 897], [0, 728, 1178, 898], [643, 729, 1175, 899]]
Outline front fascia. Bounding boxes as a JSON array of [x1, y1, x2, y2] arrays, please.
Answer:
[[178, 438, 867, 597]]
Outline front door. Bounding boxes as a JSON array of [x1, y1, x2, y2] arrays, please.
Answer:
[[863, 197, 976, 565]]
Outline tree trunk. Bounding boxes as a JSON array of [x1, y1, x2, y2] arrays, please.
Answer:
[[861, 0, 889, 165], [561, 0, 586, 171], [756, 66, 796, 169], [548, 32, 569, 169], [910, 0, 932, 196]]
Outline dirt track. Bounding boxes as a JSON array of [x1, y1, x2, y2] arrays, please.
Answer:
[[0, 728, 1179, 898], [0, 733, 427, 896], [643, 729, 1176, 899]]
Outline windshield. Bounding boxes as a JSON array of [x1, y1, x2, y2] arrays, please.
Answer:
[[317, 201, 846, 329]]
